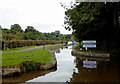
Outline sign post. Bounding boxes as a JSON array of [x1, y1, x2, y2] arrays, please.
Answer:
[[83, 40, 96, 50]]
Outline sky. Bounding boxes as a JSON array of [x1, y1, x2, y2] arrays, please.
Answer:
[[0, 0, 75, 34]]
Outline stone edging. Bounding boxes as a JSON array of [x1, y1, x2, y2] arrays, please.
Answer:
[[72, 50, 110, 58]]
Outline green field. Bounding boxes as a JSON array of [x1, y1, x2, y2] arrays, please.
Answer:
[[2, 48, 52, 66]]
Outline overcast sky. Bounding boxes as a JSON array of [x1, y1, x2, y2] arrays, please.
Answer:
[[0, 0, 75, 34]]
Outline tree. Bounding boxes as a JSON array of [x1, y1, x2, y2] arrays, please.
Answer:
[[54, 30, 60, 37], [16, 32, 24, 40], [2, 25, 71, 41], [10, 24, 23, 34], [24, 26, 45, 40], [62, 2, 120, 50], [25, 26, 36, 33]]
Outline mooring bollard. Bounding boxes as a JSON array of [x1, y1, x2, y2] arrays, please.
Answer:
[[43, 41, 45, 49]]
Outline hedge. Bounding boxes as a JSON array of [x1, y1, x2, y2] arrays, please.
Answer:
[[1, 40, 63, 50]]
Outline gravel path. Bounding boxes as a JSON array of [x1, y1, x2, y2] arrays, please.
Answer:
[[0, 46, 43, 53]]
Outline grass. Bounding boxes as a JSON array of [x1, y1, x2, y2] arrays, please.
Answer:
[[45, 44, 62, 48], [1, 44, 62, 52], [2, 48, 52, 66], [74, 44, 109, 54], [2, 45, 39, 51]]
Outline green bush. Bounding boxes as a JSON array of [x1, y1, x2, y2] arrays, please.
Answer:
[[2, 40, 61, 50], [74, 43, 83, 50]]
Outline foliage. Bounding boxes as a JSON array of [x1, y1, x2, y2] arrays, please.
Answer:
[[2, 40, 62, 50], [10, 24, 23, 35], [74, 43, 82, 50], [2, 24, 72, 41], [43, 32, 72, 41], [62, 2, 120, 50], [24, 26, 45, 40]]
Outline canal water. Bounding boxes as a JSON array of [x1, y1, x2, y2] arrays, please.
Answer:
[[2, 46, 120, 83]]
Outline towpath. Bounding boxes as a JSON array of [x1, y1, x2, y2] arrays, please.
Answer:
[[0, 46, 43, 53]]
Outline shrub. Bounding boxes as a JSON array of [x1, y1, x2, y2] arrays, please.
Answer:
[[74, 43, 83, 50], [2, 40, 62, 50]]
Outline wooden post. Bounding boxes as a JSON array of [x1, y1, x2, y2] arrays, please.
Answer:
[[43, 41, 45, 49], [4, 41, 5, 50], [33, 40, 34, 46]]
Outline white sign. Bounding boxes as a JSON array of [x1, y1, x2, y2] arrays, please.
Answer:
[[83, 40, 96, 48], [83, 60, 97, 68]]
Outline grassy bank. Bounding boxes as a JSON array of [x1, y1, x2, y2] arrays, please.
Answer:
[[74, 44, 120, 59], [1, 44, 62, 52], [74, 44, 109, 54], [0, 44, 61, 52], [2, 48, 52, 66], [2, 45, 38, 51]]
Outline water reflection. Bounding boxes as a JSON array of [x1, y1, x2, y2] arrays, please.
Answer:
[[64, 46, 68, 49], [70, 57, 120, 82], [27, 46, 77, 82], [2, 68, 56, 83], [83, 60, 97, 68]]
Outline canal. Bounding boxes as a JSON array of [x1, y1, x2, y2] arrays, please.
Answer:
[[2, 46, 120, 83]]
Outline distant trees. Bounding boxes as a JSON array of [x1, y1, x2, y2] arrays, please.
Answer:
[[2, 24, 24, 40], [24, 26, 45, 40], [2, 24, 72, 41], [2, 29, 13, 40], [25, 26, 36, 33], [43, 31, 72, 41], [55, 30, 60, 37], [10, 24, 23, 34]]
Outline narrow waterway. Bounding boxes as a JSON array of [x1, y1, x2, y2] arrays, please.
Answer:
[[26, 46, 77, 82], [2, 46, 120, 83]]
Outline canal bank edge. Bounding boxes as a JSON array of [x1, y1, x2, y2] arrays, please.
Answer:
[[72, 49, 110, 58], [1, 45, 63, 77]]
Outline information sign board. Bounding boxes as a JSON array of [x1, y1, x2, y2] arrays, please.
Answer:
[[83, 40, 96, 48]]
